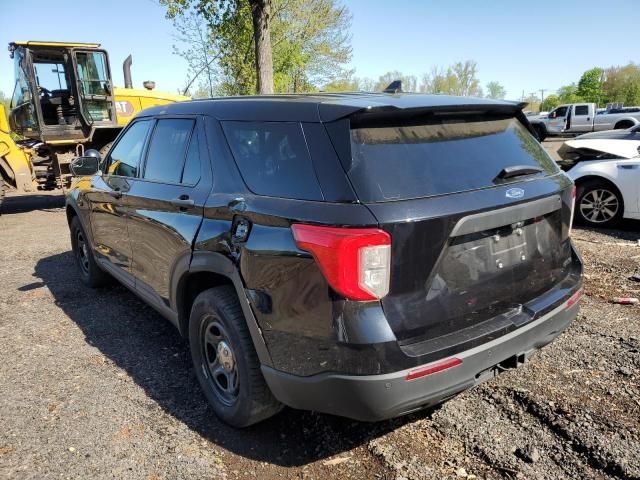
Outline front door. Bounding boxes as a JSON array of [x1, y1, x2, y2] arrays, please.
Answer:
[[546, 105, 569, 134], [85, 119, 153, 275], [126, 116, 212, 308]]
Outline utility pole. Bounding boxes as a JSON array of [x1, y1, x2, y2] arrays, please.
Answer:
[[539, 89, 546, 108]]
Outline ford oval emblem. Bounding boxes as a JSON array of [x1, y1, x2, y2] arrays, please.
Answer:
[[506, 188, 525, 199]]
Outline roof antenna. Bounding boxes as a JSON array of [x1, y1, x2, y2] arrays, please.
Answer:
[[383, 80, 402, 93]]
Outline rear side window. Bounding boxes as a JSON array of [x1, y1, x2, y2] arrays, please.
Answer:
[[345, 116, 558, 202], [575, 105, 589, 116], [107, 120, 152, 177], [144, 119, 195, 183], [221, 121, 322, 201]]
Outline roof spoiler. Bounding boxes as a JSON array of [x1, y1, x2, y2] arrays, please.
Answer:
[[383, 80, 402, 94]]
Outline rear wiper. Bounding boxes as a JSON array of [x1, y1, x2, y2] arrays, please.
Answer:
[[495, 165, 544, 180]]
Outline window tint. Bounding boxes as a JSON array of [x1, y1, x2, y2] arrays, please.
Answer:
[[221, 121, 322, 200], [107, 120, 152, 177], [182, 129, 201, 185], [574, 105, 589, 116], [345, 116, 558, 202], [144, 119, 194, 183]]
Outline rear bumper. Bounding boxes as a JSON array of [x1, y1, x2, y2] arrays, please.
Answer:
[[262, 296, 580, 422]]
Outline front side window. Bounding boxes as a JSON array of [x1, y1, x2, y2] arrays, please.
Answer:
[[107, 120, 152, 177], [553, 106, 568, 118], [143, 119, 195, 184], [221, 121, 322, 200], [10, 48, 38, 130]]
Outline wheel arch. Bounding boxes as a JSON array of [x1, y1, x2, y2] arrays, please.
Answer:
[[172, 251, 273, 367], [613, 118, 638, 129]]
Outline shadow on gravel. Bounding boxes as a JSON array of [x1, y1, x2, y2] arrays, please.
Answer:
[[0, 192, 65, 215], [575, 218, 640, 240], [34, 251, 426, 467]]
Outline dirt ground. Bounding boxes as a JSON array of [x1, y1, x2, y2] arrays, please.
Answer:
[[1, 178, 639, 479]]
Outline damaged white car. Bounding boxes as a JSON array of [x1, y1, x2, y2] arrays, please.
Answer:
[[558, 129, 640, 227]]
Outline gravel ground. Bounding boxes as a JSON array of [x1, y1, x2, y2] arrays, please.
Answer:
[[1, 186, 639, 480]]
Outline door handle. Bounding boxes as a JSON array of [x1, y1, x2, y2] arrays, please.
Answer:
[[108, 190, 122, 199], [618, 164, 640, 169], [171, 195, 195, 208]]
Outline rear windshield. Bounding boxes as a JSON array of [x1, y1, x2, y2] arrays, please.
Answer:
[[347, 115, 558, 202]]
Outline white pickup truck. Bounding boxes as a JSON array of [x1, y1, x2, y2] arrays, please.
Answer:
[[529, 103, 640, 141]]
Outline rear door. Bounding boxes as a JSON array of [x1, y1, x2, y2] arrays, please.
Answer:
[[126, 116, 212, 309], [570, 104, 594, 132], [86, 119, 153, 275], [330, 109, 577, 352]]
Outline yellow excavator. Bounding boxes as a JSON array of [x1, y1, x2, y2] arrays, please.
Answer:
[[0, 41, 189, 203]]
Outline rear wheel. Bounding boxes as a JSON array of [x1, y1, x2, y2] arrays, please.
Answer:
[[70, 216, 110, 287], [189, 286, 282, 427], [575, 179, 624, 228]]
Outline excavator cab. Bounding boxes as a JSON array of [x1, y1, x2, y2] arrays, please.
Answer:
[[8, 41, 117, 143]]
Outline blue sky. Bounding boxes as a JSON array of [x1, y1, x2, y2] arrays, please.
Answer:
[[1, 0, 637, 101]]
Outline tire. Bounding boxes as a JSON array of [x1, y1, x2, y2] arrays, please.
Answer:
[[614, 121, 633, 130], [69, 216, 111, 287], [575, 179, 624, 228], [189, 286, 282, 427]]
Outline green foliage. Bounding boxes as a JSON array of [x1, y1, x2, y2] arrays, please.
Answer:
[[540, 94, 560, 112], [163, 0, 352, 95], [602, 63, 640, 106], [557, 84, 583, 104], [0, 91, 10, 127], [576, 67, 604, 104], [485, 81, 506, 100]]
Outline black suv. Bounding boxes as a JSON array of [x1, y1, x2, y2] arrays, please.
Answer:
[[66, 94, 583, 427]]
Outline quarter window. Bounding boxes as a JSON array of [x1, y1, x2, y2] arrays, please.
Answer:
[[143, 119, 195, 183], [107, 120, 152, 178], [221, 121, 322, 201]]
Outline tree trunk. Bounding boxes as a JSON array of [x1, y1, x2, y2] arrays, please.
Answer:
[[249, 0, 274, 94]]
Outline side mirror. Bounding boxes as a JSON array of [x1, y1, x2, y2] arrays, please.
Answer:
[[70, 155, 100, 176]]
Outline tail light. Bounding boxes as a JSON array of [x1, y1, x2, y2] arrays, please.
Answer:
[[569, 185, 576, 236], [291, 224, 391, 301]]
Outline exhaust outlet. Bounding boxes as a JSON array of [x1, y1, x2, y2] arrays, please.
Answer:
[[123, 55, 133, 89]]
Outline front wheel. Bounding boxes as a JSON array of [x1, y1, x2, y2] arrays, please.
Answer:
[[189, 286, 282, 427], [575, 180, 624, 228]]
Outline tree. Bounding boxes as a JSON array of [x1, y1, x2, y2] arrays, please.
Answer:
[[163, 0, 274, 94], [419, 61, 482, 96], [576, 67, 604, 105], [557, 84, 583, 104], [172, 10, 220, 96], [485, 81, 506, 99], [164, 0, 352, 95], [602, 63, 640, 106], [540, 94, 560, 112], [523, 94, 541, 113]]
